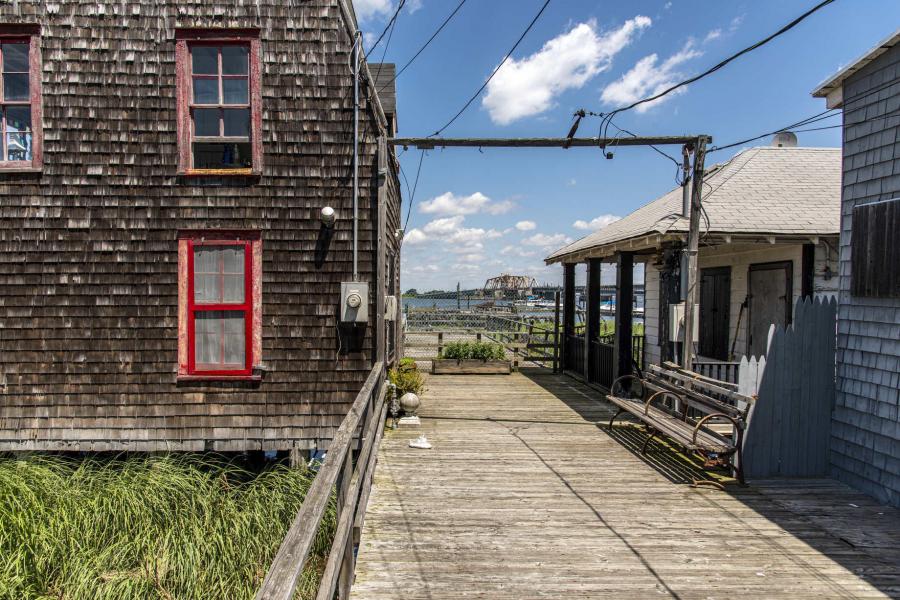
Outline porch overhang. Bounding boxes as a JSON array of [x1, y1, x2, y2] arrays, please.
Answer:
[[546, 231, 839, 265]]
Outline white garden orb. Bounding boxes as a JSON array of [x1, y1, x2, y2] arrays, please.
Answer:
[[399, 392, 421, 416]]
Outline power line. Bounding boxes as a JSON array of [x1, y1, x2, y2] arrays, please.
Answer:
[[430, 0, 552, 137], [373, 0, 403, 84], [378, 0, 470, 93], [401, 150, 426, 241], [364, 0, 406, 56], [708, 109, 840, 153], [594, 0, 837, 138]]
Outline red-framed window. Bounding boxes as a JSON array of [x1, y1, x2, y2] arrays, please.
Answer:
[[177, 233, 262, 378], [175, 29, 262, 176], [0, 25, 43, 172]]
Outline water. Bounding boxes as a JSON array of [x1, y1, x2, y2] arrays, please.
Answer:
[[401, 297, 510, 310]]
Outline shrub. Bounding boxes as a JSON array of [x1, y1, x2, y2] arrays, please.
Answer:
[[389, 366, 426, 396], [398, 357, 418, 372], [440, 341, 506, 361]]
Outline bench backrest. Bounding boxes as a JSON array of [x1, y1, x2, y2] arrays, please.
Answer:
[[648, 363, 754, 419]]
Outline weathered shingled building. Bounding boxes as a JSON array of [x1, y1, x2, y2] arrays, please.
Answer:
[[0, 0, 402, 452], [814, 29, 900, 508]]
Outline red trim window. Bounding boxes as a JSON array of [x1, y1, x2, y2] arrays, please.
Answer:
[[175, 29, 262, 175], [178, 232, 262, 379], [0, 26, 43, 171]]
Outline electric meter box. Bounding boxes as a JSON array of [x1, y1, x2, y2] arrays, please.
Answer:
[[668, 302, 699, 343], [340, 282, 369, 323]]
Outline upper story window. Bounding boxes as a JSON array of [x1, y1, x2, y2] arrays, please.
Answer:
[[175, 30, 262, 176], [0, 26, 42, 171]]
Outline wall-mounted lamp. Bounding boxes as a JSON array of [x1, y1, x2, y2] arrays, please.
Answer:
[[320, 206, 336, 228]]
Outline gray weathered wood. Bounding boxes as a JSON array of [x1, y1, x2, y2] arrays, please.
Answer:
[[255, 362, 384, 600], [352, 370, 900, 599], [742, 297, 837, 479]]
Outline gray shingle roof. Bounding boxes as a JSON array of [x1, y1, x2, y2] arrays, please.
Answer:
[[546, 146, 841, 263]]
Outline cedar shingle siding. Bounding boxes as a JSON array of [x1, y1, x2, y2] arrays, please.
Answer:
[[832, 42, 900, 507], [0, 1, 401, 451]]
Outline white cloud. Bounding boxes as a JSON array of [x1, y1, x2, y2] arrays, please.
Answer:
[[403, 228, 428, 245], [573, 214, 621, 231], [354, 0, 393, 22], [501, 245, 538, 258], [515, 220, 537, 231], [423, 216, 465, 236], [482, 16, 651, 125], [407, 0, 423, 13], [567, 178, 577, 187], [600, 41, 702, 112], [419, 191, 514, 216], [523, 232, 573, 249], [703, 29, 722, 43]]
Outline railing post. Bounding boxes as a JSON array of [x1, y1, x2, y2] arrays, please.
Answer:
[[553, 291, 561, 373], [437, 332, 443, 359]]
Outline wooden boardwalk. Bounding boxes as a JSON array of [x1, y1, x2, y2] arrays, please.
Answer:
[[352, 371, 900, 599]]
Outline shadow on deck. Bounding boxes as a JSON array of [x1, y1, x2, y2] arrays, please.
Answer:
[[352, 369, 900, 599]]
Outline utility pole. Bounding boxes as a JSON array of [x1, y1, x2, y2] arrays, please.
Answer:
[[681, 136, 708, 370]]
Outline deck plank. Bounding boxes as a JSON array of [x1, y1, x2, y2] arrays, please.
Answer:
[[352, 370, 900, 599]]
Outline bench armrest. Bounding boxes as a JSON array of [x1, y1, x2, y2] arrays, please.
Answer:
[[692, 413, 743, 446], [644, 390, 683, 416], [610, 374, 644, 399]]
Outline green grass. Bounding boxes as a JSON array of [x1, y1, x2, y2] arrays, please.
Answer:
[[0, 454, 333, 600]]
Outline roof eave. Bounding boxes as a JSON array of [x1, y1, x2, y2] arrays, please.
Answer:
[[812, 28, 900, 104]]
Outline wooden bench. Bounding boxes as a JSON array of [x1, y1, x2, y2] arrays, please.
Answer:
[[606, 362, 755, 484]]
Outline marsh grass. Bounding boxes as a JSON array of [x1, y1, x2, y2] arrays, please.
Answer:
[[0, 454, 334, 600]]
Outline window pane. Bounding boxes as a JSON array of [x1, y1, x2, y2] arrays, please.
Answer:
[[2, 43, 29, 72], [3, 73, 29, 101], [193, 77, 219, 104], [222, 45, 248, 75], [192, 142, 253, 169], [223, 108, 249, 137], [194, 108, 219, 136], [6, 132, 32, 161], [5, 106, 31, 132], [222, 78, 248, 104], [193, 245, 245, 303], [191, 46, 218, 75], [194, 311, 246, 369]]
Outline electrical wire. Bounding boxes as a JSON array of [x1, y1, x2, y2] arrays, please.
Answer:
[[398, 150, 426, 249], [373, 0, 403, 84], [595, 0, 837, 138], [364, 0, 406, 55], [430, 0, 552, 137], [377, 0, 470, 93], [708, 109, 840, 153]]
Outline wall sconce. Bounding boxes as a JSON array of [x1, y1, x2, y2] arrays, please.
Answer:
[[320, 206, 336, 228]]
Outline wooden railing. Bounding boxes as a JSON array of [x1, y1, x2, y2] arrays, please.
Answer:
[[692, 359, 740, 384], [255, 362, 387, 600]]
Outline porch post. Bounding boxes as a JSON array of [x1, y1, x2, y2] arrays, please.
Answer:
[[561, 263, 575, 371], [614, 251, 634, 378], [585, 258, 602, 380]]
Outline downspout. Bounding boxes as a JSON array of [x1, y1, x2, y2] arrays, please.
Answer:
[[352, 31, 361, 281]]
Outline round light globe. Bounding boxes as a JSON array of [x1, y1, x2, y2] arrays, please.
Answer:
[[320, 206, 336, 227]]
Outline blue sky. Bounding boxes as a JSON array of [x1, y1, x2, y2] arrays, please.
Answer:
[[354, 0, 900, 292]]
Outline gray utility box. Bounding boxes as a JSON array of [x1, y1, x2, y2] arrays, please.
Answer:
[[340, 281, 369, 323]]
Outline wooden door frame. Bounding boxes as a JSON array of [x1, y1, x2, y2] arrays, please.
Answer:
[[747, 260, 793, 355]]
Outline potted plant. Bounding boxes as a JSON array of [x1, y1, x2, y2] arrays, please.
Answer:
[[432, 341, 511, 374]]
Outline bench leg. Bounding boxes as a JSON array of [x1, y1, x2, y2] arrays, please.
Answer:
[[608, 408, 624, 431], [641, 428, 656, 454], [734, 447, 746, 485]]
